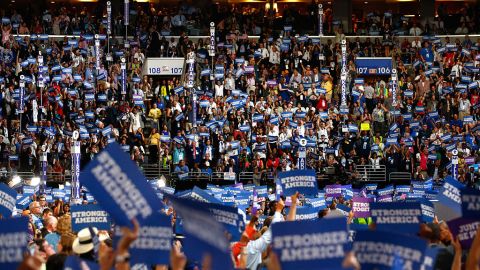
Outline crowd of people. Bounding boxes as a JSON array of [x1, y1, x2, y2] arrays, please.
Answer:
[[0, 2, 479, 270], [0, 2, 479, 39], [0, 3, 479, 189]]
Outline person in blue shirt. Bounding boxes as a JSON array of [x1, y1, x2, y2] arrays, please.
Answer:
[[174, 159, 189, 173], [420, 41, 434, 63]]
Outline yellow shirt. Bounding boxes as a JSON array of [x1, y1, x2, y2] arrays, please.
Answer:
[[149, 133, 161, 146], [148, 108, 162, 120]]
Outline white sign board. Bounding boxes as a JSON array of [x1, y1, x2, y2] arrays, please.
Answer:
[[144, 58, 184, 76]]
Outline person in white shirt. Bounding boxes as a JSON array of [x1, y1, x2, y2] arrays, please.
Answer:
[[411, 37, 422, 49], [268, 45, 280, 65], [239, 193, 298, 270], [214, 80, 224, 97], [409, 23, 422, 36]]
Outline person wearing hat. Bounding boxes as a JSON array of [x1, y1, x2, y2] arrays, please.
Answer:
[[72, 227, 110, 261]]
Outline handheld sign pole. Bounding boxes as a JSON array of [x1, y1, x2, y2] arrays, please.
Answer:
[[318, 4, 323, 36], [124, 0, 129, 47], [297, 138, 307, 170], [121, 57, 127, 97], [19, 75, 25, 132], [95, 34, 101, 72], [209, 22, 216, 91], [40, 146, 47, 194], [391, 68, 397, 106], [106, 1, 112, 56], [186, 51, 197, 127], [340, 40, 348, 114], [38, 51, 44, 121], [71, 131, 81, 204], [451, 149, 458, 179]]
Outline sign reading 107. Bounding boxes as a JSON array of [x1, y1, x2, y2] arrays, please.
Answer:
[[149, 67, 183, 75]]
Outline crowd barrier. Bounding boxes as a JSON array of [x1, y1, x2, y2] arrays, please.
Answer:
[[5, 164, 423, 189]]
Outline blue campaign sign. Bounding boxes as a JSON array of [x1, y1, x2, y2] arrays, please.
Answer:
[[15, 195, 31, 210], [71, 204, 111, 232], [355, 57, 393, 75], [221, 191, 235, 206], [272, 218, 349, 270], [63, 255, 99, 270], [207, 202, 245, 241], [353, 230, 428, 270], [255, 185, 268, 198], [419, 199, 435, 223], [52, 188, 66, 199], [166, 195, 233, 270], [288, 206, 319, 220], [370, 202, 422, 235], [0, 183, 16, 217], [115, 213, 172, 266], [80, 143, 165, 227], [461, 187, 480, 219], [306, 197, 327, 209], [0, 217, 30, 269], [435, 176, 464, 221], [191, 186, 222, 204], [278, 170, 318, 196]]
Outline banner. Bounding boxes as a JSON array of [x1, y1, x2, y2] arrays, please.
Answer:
[[71, 141, 81, 203], [166, 195, 233, 270], [0, 217, 29, 269], [370, 202, 422, 235], [340, 40, 347, 107], [71, 204, 111, 232], [209, 22, 216, 57], [0, 183, 16, 217], [318, 4, 323, 36], [40, 152, 47, 193], [124, 0, 129, 26], [278, 170, 317, 196], [143, 58, 184, 76], [116, 213, 172, 265], [352, 197, 372, 218], [461, 187, 480, 219], [121, 59, 127, 95], [272, 218, 348, 270], [80, 143, 164, 227], [447, 218, 480, 249], [353, 230, 428, 270]]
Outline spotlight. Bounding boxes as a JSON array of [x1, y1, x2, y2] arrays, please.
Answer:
[[9, 175, 22, 188], [30, 177, 41, 187], [157, 175, 166, 188]]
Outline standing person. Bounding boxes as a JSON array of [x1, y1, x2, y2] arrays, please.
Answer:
[[148, 128, 160, 164], [372, 103, 387, 136], [364, 82, 375, 114]]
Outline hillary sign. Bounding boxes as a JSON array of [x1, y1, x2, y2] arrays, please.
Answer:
[[278, 170, 318, 196], [144, 58, 184, 76]]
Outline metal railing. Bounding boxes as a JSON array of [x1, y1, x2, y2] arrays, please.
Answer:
[[388, 172, 412, 183], [355, 165, 387, 182]]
